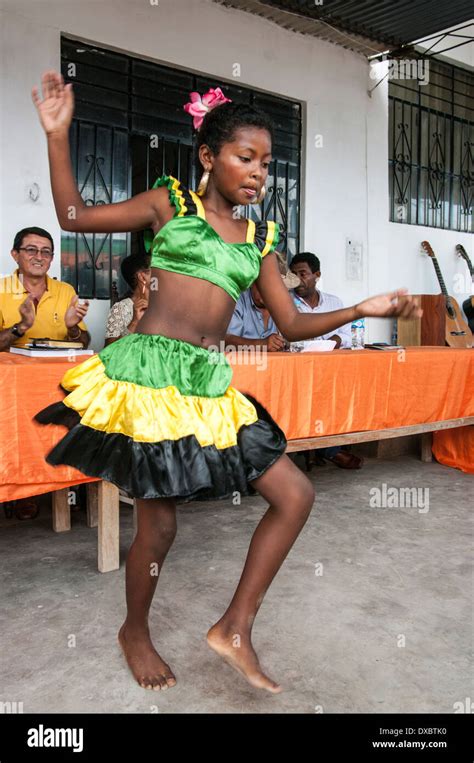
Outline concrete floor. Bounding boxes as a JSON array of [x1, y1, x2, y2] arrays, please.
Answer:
[[0, 455, 472, 714]]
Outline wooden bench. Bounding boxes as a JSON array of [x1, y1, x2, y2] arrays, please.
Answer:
[[286, 416, 474, 462]]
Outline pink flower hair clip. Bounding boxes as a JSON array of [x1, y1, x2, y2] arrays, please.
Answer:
[[183, 87, 232, 130]]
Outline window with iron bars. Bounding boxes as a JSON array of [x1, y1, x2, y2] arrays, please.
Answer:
[[60, 37, 301, 300], [389, 59, 473, 233]]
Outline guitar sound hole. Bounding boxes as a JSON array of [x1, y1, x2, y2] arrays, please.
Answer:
[[446, 303, 456, 319]]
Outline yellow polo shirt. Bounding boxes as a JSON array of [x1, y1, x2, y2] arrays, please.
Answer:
[[0, 269, 88, 348]]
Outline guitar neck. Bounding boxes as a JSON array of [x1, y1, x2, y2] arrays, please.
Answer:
[[431, 256, 448, 297], [456, 246, 474, 279]]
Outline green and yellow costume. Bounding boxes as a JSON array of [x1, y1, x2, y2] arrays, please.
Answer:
[[35, 175, 287, 500]]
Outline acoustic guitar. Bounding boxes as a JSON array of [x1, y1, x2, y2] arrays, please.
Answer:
[[455, 244, 474, 333], [421, 240, 473, 348]]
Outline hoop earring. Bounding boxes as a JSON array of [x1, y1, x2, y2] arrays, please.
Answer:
[[197, 170, 210, 196], [256, 185, 266, 204]]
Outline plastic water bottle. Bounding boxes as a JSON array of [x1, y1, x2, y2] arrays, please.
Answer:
[[351, 318, 365, 349]]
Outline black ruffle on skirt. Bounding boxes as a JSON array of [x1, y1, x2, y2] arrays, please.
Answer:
[[35, 393, 287, 501]]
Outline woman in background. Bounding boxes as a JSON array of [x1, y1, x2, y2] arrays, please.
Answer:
[[104, 254, 151, 345]]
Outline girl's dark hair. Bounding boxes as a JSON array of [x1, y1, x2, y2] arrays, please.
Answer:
[[194, 101, 274, 179], [120, 253, 151, 292]]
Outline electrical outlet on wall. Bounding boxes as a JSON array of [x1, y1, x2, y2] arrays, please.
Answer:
[[346, 239, 363, 281]]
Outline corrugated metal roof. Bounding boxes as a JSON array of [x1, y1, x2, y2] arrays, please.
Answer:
[[212, 0, 474, 56]]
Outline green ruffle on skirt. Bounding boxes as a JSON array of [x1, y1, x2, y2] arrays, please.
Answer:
[[98, 333, 232, 397]]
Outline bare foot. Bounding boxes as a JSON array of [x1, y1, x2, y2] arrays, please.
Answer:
[[206, 621, 282, 694], [118, 622, 177, 691]]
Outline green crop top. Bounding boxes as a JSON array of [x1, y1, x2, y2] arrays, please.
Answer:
[[143, 175, 280, 302]]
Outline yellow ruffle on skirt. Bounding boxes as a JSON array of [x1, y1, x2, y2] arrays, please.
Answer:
[[60, 354, 259, 449]]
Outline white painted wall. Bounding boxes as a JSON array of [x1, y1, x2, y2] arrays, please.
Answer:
[[389, 223, 473, 301], [0, 0, 472, 349]]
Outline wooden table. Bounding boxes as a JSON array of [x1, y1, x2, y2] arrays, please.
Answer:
[[1, 346, 472, 573]]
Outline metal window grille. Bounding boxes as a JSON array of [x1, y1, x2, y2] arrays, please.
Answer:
[[389, 59, 473, 232], [61, 37, 302, 299]]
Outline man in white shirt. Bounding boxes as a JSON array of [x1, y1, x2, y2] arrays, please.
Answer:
[[289, 252, 352, 349], [289, 251, 362, 470]]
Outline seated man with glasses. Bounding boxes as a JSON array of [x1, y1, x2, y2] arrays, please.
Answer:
[[0, 227, 90, 351]]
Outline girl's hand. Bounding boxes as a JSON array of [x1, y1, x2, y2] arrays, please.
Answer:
[[32, 70, 74, 136], [356, 289, 423, 319]]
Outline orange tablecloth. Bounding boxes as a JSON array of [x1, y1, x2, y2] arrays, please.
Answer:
[[228, 346, 473, 475], [0, 354, 99, 501], [432, 427, 474, 475], [229, 345, 473, 432], [1, 346, 472, 501]]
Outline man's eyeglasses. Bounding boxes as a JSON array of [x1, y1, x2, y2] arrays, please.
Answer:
[[18, 246, 53, 258]]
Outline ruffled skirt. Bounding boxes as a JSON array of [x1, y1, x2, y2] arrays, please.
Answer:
[[34, 333, 287, 500]]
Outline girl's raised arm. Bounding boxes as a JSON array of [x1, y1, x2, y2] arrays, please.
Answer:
[[32, 70, 168, 234]]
